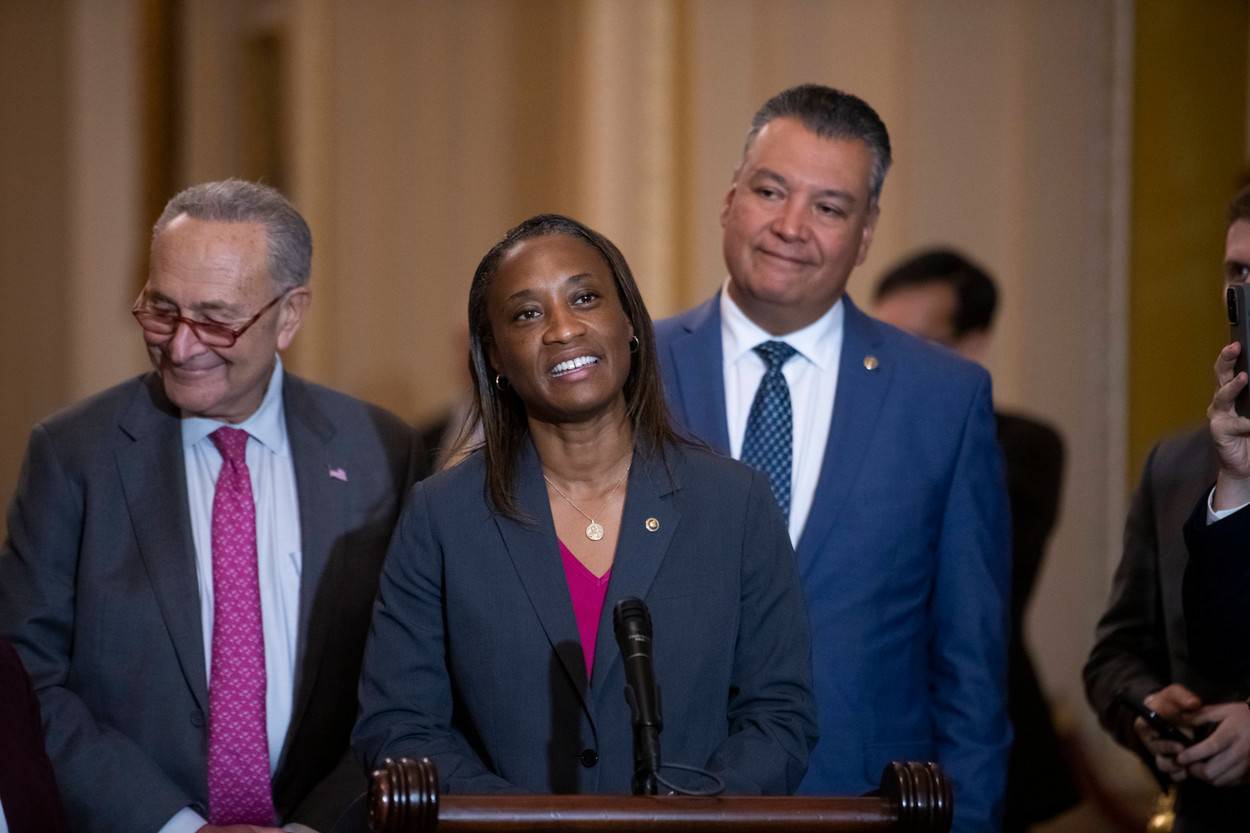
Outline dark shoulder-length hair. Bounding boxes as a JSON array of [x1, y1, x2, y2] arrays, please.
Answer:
[[463, 213, 680, 519]]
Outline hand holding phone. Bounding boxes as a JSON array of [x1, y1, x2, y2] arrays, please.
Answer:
[[1115, 689, 1196, 746]]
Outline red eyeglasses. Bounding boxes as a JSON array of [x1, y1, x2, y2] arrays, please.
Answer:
[[131, 289, 291, 348]]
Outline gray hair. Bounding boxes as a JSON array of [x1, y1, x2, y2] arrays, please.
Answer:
[[743, 84, 892, 207], [152, 179, 313, 288]]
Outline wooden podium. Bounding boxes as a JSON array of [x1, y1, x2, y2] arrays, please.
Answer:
[[367, 757, 953, 833]]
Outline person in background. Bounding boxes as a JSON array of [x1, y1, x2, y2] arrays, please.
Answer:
[[0, 180, 424, 833], [415, 323, 479, 472], [654, 84, 1011, 833], [873, 248, 1081, 832], [354, 213, 817, 795], [1084, 184, 1250, 831], [0, 636, 66, 833]]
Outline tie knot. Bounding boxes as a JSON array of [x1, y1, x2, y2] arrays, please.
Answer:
[[753, 340, 796, 371], [210, 427, 250, 463]]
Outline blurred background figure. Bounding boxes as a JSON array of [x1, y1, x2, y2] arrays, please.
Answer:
[[415, 322, 478, 472], [874, 248, 1081, 832]]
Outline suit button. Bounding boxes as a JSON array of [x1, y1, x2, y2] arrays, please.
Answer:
[[190, 710, 205, 728], [579, 749, 598, 768]]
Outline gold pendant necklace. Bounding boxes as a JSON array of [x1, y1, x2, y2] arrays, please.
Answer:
[[543, 462, 631, 542]]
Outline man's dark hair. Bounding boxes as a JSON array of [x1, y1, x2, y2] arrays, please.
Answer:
[[1229, 183, 1250, 227], [874, 248, 998, 337], [465, 213, 680, 519], [744, 84, 892, 205], [153, 179, 313, 288]]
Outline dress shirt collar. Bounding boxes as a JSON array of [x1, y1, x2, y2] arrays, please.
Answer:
[[180, 356, 290, 456], [719, 279, 843, 371]]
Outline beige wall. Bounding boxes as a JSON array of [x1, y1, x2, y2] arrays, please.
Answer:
[[0, 2, 73, 511], [0, 0, 147, 524]]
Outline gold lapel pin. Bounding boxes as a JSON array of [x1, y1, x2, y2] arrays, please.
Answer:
[[645, 517, 660, 532], [863, 355, 879, 371]]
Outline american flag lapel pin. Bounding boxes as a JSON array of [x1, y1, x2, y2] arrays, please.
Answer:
[[328, 466, 348, 482]]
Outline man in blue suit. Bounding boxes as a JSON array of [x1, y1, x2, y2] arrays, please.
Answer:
[[655, 84, 1012, 832]]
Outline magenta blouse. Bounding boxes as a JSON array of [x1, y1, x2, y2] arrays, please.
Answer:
[[558, 539, 612, 681]]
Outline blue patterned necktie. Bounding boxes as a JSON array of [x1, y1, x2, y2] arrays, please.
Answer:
[[740, 340, 797, 518]]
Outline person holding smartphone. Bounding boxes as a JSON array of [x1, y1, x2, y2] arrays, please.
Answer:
[[1085, 185, 1250, 832], [1175, 262, 1250, 796]]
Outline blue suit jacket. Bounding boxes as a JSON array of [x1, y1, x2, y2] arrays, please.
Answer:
[[655, 294, 1012, 832], [353, 440, 817, 795]]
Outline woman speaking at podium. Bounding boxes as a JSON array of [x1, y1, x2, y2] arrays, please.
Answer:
[[353, 214, 816, 795]]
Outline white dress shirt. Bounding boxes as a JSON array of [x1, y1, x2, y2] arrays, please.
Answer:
[[1206, 486, 1250, 523], [720, 285, 843, 545], [161, 357, 303, 833]]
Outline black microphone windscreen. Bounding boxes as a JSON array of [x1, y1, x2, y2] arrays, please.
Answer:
[[613, 596, 651, 635]]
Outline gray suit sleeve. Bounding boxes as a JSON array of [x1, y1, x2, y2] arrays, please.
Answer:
[[1083, 441, 1170, 768], [0, 425, 197, 832], [352, 482, 516, 793], [704, 470, 818, 794]]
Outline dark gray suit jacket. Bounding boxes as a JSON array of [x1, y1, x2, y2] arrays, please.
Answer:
[[353, 440, 817, 795], [1084, 427, 1218, 741], [0, 372, 422, 833], [1083, 426, 1250, 829]]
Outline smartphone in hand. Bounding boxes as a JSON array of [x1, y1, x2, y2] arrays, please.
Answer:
[[1227, 284, 1250, 417], [1114, 689, 1195, 746]]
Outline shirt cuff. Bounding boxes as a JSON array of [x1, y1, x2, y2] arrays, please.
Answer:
[[1207, 486, 1250, 523], [157, 806, 208, 833]]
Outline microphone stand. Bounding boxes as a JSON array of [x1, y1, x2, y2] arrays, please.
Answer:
[[614, 598, 663, 795]]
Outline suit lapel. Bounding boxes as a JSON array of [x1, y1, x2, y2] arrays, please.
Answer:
[[495, 443, 591, 712], [115, 376, 209, 711], [590, 447, 680, 694], [667, 297, 731, 454], [280, 375, 346, 760], [796, 298, 893, 567]]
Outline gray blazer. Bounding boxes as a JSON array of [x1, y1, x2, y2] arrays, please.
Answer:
[[1084, 427, 1219, 743], [353, 440, 817, 795], [0, 372, 422, 833], [1081, 426, 1250, 829]]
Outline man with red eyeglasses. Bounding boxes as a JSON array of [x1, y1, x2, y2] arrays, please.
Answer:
[[0, 180, 423, 833]]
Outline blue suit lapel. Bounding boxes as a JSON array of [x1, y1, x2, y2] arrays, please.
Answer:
[[493, 443, 592, 714], [665, 297, 731, 454], [115, 376, 208, 712], [796, 298, 893, 568], [589, 446, 680, 695], [281, 375, 349, 761]]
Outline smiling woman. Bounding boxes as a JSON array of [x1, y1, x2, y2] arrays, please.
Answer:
[[353, 214, 818, 796]]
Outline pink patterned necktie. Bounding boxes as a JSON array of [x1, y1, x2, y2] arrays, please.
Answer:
[[207, 427, 275, 825]]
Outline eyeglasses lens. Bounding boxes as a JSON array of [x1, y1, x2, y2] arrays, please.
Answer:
[[133, 311, 236, 347]]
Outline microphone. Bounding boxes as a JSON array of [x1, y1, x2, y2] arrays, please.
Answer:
[[613, 597, 662, 795]]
